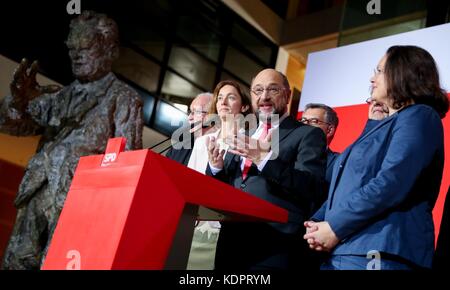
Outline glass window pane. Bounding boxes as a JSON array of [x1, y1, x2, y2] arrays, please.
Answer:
[[177, 16, 221, 61], [153, 101, 188, 136], [162, 71, 203, 100], [135, 88, 156, 125], [220, 71, 250, 97], [338, 0, 426, 46], [224, 46, 264, 84], [124, 26, 166, 61], [113, 47, 160, 93], [111, 1, 169, 61], [168, 46, 216, 90], [339, 18, 425, 46], [341, 0, 426, 30], [231, 23, 273, 65], [133, 40, 166, 61]]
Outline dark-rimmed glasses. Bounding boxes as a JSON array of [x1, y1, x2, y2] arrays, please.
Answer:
[[300, 117, 330, 126]]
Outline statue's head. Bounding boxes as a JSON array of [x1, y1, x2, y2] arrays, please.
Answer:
[[66, 11, 119, 83]]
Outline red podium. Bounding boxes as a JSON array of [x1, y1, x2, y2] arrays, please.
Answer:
[[41, 138, 288, 270]]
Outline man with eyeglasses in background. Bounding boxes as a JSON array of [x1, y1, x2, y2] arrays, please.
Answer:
[[364, 96, 389, 132], [363, 66, 389, 128], [206, 69, 327, 270], [301, 98, 389, 180], [300, 104, 339, 184], [187, 93, 214, 134], [165, 92, 213, 165]]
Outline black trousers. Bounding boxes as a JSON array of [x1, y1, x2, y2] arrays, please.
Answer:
[[214, 222, 325, 270]]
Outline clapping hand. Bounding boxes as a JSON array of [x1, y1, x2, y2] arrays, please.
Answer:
[[206, 135, 225, 169], [225, 132, 272, 165]]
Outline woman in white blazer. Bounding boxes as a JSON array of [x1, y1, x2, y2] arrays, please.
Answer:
[[186, 80, 253, 270]]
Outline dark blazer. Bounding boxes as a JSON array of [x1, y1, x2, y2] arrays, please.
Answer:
[[313, 104, 445, 268], [324, 120, 381, 184], [326, 149, 339, 184], [361, 119, 383, 135], [207, 116, 327, 269], [165, 132, 195, 166]]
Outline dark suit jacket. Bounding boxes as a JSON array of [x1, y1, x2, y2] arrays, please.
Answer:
[[313, 104, 445, 268], [207, 116, 327, 269], [165, 132, 195, 166], [324, 120, 380, 184], [326, 149, 339, 184]]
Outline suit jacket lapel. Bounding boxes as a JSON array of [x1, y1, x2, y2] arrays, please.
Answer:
[[277, 116, 298, 143], [327, 114, 397, 209], [265, 116, 298, 162], [223, 151, 236, 171], [353, 114, 396, 145], [326, 149, 338, 171], [327, 147, 351, 208]]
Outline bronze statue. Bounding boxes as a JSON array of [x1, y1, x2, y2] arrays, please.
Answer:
[[0, 11, 144, 269]]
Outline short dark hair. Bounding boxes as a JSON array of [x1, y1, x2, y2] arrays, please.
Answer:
[[384, 45, 449, 118], [304, 103, 339, 128]]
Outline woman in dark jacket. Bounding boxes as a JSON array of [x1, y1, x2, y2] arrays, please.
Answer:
[[304, 45, 449, 270]]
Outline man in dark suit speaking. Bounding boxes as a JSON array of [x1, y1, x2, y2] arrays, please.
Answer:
[[206, 69, 327, 270]]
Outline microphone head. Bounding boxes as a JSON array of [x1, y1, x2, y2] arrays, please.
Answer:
[[189, 121, 203, 133]]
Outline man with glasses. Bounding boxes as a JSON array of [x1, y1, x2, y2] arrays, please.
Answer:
[[166, 92, 213, 165], [301, 103, 339, 184], [359, 97, 390, 137], [367, 97, 389, 120], [206, 69, 327, 270], [187, 93, 214, 133]]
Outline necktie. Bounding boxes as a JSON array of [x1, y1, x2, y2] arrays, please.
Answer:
[[242, 122, 271, 180]]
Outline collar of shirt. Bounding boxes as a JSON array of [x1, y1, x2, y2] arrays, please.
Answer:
[[252, 112, 288, 139]]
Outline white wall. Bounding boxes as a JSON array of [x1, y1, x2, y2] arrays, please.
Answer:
[[300, 23, 450, 111]]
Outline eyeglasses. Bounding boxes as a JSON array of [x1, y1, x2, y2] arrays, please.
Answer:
[[251, 86, 284, 97], [300, 117, 331, 126], [188, 109, 208, 116]]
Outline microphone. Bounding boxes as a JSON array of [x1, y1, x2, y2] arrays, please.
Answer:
[[148, 136, 171, 150], [156, 122, 204, 155], [147, 120, 205, 151], [147, 121, 196, 151], [156, 117, 218, 155]]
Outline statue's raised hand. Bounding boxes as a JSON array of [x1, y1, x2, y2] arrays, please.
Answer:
[[10, 59, 62, 110]]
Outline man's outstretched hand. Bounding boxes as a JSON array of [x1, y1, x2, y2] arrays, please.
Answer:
[[10, 58, 62, 110]]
